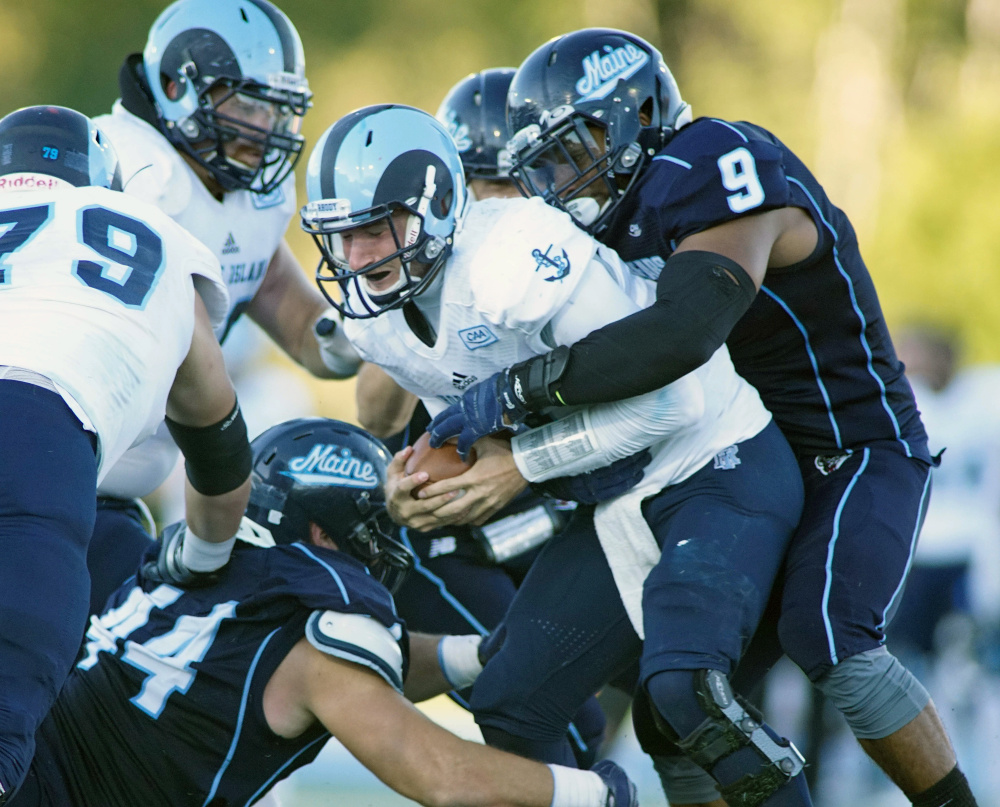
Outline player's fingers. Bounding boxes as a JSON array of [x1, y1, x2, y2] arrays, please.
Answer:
[[428, 409, 464, 448]]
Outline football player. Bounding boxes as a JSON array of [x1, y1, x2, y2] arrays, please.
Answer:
[[354, 67, 612, 769], [86, 0, 362, 614], [9, 418, 636, 807], [429, 28, 976, 807], [300, 104, 811, 806], [0, 106, 251, 804]]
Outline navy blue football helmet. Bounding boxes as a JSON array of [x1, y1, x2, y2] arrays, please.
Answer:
[[142, 0, 311, 194], [245, 417, 413, 592], [0, 106, 122, 190], [436, 68, 516, 181], [506, 28, 691, 234], [301, 104, 467, 319]]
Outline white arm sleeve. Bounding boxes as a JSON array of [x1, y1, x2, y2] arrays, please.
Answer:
[[511, 251, 704, 482]]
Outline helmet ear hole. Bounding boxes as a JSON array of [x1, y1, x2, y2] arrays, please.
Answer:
[[639, 97, 654, 128]]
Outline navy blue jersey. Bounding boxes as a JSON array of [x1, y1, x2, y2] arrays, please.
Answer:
[[30, 541, 406, 807], [603, 117, 930, 462]]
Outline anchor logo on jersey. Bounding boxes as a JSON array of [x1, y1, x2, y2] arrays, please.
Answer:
[[531, 244, 571, 282]]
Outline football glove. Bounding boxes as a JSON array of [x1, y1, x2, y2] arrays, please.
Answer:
[[592, 760, 639, 807], [428, 369, 528, 460], [142, 522, 222, 588], [532, 449, 652, 504]]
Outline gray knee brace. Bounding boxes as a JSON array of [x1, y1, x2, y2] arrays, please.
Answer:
[[814, 646, 930, 739], [654, 670, 805, 807]]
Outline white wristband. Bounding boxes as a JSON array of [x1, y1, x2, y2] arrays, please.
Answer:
[[180, 528, 236, 572], [548, 764, 608, 807], [437, 635, 484, 689]]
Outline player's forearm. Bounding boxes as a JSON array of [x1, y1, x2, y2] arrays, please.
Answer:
[[356, 363, 419, 438], [512, 373, 705, 482], [184, 477, 250, 543], [516, 250, 758, 410]]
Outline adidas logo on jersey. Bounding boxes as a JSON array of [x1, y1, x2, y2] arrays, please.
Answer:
[[452, 372, 478, 391], [222, 233, 240, 255]]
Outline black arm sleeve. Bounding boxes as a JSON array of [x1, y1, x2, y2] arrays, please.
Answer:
[[165, 399, 252, 496], [511, 250, 758, 408]]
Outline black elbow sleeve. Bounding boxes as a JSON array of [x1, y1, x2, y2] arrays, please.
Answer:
[[541, 250, 758, 406], [165, 399, 252, 496]]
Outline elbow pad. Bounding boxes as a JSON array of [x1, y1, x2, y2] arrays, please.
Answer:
[[165, 399, 251, 496], [538, 250, 758, 406]]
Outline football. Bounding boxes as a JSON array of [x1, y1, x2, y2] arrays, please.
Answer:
[[404, 431, 476, 498]]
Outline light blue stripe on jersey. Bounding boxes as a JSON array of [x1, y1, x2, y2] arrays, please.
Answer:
[[878, 469, 932, 634], [399, 527, 488, 635], [652, 154, 692, 169], [204, 627, 280, 806], [244, 733, 329, 807], [821, 449, 870, 666], [787, 176, 912, 457], [760, 285, 843, 448], [708, 118, 750, 142], [292, 543, 350, 604]]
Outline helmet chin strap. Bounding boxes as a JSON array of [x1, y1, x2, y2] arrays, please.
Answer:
[[404, 164, 438, 256]]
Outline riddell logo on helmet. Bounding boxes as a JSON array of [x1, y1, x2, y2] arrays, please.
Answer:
[[575, 44, 649, 102], [283, 444, 379, 488], [0, 173, 71, 191]]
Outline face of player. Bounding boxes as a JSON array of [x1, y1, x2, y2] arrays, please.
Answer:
[[339, 209, 428, 298]]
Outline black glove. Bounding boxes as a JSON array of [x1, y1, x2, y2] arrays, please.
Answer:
[[531, 449, 653, 505], [141, 522, 222, 588]]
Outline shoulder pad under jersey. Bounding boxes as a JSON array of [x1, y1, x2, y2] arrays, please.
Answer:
[[305, 609, 405, 693], [466, 197, 597, 333]]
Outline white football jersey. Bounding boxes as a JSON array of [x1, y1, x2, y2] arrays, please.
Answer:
[[0, 185, 227, 483], [345, 197, 769, 489], [95, 103, 297, 342]]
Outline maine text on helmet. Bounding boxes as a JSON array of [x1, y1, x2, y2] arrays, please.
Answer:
[[575, 44, 649, 102]]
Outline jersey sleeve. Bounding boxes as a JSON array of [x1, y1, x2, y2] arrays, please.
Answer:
[[643, 119, 792, 241], [468, 197, 598, 334], [305, 609, 405, 693]]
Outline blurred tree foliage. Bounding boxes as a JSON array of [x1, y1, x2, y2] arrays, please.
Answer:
[[3, 0, 998, 368]]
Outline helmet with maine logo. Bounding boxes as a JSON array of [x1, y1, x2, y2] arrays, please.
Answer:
[[506, 28, 690, 234], [245, 417, 413, 592], [435, 68, 516, 180]]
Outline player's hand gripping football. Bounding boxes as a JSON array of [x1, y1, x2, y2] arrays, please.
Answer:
[[386, 435, 528, 530], [427, 369, 529, 460]]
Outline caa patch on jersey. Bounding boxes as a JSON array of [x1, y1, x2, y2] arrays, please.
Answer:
[[306, 609, 405, 693]]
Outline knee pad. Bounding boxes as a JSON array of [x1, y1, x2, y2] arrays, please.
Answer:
[[647, 669, 805, 807], [652, 753, 722, 806], [814, 646, 930, 739]]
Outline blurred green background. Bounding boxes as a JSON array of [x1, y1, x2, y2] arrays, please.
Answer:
[[3, 0, 998, 404]]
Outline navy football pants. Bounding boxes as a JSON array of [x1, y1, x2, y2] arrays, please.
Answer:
[[470, 421, 804, 764], [734, 446, 932, 687], [394, 521, 607, 767], [0, 381, 96, 798], [86, 499, 154, 615]]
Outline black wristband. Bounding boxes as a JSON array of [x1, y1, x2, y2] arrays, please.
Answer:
[[165, 399, 251, 496], [508, 345, 571, 412]]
